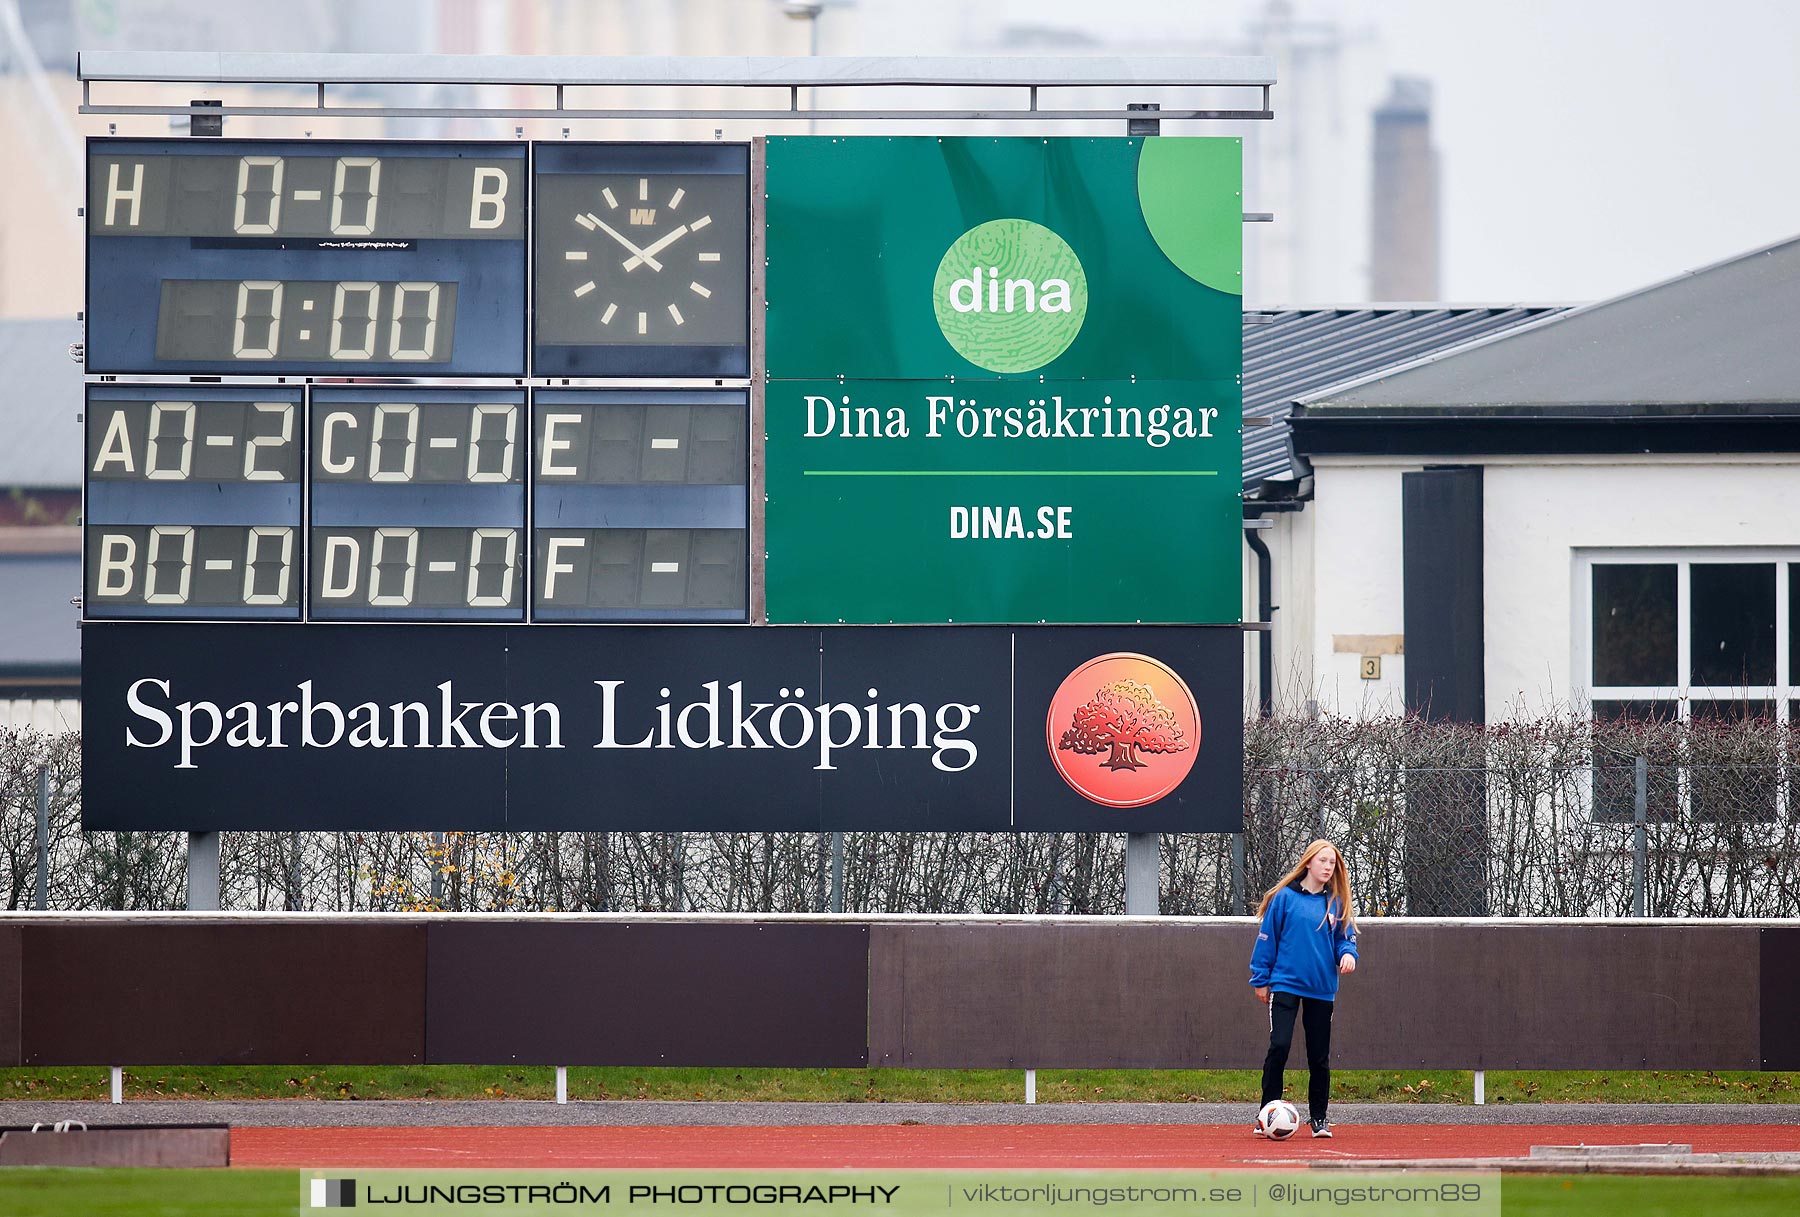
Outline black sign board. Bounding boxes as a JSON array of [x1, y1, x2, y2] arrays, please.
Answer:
[[81, 623, 1241, 833]]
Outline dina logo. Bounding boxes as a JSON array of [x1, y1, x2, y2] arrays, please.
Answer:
[[1047, 653, 1200, 808], [933, 219, 1088, 373]]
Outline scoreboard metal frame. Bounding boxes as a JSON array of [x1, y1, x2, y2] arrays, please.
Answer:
[[82, 136, 755, 627]]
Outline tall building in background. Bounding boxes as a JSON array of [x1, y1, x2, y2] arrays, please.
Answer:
[[958, 0, 1390, 307], [0, 0, 1417, 314], [1369, 75, 1440, 302], [1238, 0, 1382, 307]]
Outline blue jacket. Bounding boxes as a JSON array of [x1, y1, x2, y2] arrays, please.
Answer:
[[1248, 880, 1359, 1001]]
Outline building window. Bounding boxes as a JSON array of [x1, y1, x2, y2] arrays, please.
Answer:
[[1578, 551, 1794, 822]]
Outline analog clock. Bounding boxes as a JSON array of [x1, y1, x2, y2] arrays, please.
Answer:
[[534, 144, 749, 376]]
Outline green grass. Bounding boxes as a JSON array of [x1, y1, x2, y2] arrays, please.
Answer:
[[0, 1066, 1795, 1104], [0, 1171, 1795, 1217], [0, 1169, 293, 1217], [1503, 1174, 1800, 1216]]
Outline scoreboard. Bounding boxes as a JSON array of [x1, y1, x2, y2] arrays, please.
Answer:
[[78, 131, 1246, 836], [83, 139, 751, 624], [86, 140, 527, 376]]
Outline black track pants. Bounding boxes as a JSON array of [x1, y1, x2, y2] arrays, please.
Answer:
[[1261, 990, 1334, 1119]]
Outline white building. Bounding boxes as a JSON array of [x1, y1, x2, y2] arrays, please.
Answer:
[[1272, 235, 1800, 724], [1239, 303, 1565, 713]]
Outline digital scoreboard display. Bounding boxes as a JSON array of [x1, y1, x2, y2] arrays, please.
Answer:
[[533, 389, 748, 620], [84, 386, 744, 623], [82, 139, 754, 626], [85, 386, 304, 619], [310, 389, 526, 621], [86, 139, 526, 375]]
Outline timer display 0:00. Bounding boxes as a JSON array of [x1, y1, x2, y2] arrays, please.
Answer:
[[155, 279, 460, 364]]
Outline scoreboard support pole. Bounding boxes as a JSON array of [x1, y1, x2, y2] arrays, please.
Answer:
[[1118, 102, 1167, 921], [186, 832, 221, 911], [35, 767, 50, 910], [1231, 832, 1247, 915], [829, 831, 845, 913], [1124, 833, 1159, 915]]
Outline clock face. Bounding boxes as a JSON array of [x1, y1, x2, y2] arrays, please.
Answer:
[[533, 146, 748, 376]]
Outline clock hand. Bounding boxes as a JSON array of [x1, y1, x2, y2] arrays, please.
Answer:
[[585, 214, 662, 272], [622, 223, 691, 273]]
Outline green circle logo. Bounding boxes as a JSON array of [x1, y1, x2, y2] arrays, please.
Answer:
[[933, 219, 1088, 373]]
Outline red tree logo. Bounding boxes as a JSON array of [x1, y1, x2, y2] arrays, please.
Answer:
[[1057, 678, 1190, 772], [1046, 653, 1201, 808]]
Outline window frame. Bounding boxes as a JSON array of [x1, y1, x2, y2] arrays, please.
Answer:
[[1574, 547, 1795, 721], [1576, 548, 1793, 824]]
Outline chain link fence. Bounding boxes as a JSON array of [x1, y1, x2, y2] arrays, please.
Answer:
[[5, 714, 1796, 916]]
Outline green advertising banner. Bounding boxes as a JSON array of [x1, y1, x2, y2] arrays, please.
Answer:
[[764, 136, 1242, 624]]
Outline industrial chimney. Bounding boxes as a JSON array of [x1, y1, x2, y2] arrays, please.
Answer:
[[1370, 76, 1440, 301]]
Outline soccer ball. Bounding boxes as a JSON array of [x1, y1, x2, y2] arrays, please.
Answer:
[[1257, 1099, 1302, 1140]]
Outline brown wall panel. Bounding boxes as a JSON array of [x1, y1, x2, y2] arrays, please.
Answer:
[[870, 922, 1267, 1068], [21, 923, 426, 1066], [425, 922, 868, 1067], [1761, 928, 1800, 1070], [0, 925, 20, 1067], [1, 918, 1767, 1072], [871, 922, 1763, 1071], [1330, 923, 1760, 1070]]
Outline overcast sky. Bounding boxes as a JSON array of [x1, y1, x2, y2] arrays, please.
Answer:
[[1025, 0, 1800, 303], [1350, 0, 1800, 302], [46, 0, 1800, 305]]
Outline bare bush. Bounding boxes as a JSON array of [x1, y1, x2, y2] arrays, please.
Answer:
[[4, 711, 1795, 916]]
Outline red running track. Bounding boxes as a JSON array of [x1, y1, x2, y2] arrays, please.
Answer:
[[233, 1124, 1800, 1170]]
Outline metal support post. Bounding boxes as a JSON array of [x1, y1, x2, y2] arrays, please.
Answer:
[[430, 831, 446, 907], [1230, 832, 1246, 915], [1122, 103, 1166, 919], [1124, 833, 1159, 915], [186, 832, 220, 911], [189, 98, 221, 137], [1473, 1070, 1485, 1105], [1126, 101, 1161, 137], [829, 831, 845, 913], [1632, 755, 1648, 917], [1024, 1069, 1037, 1104], [35, 766, 49, 911], [110, 1066, 123, 1104], [287, 832, 303, 912], [556, 1066, 568, 1105], [668, 831, 685, 910]]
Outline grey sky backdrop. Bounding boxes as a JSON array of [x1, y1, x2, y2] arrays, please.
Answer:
[[1025, 0, 1800, 303], [1328, 0, 1799, 303], [21, 0, 1800, 305]]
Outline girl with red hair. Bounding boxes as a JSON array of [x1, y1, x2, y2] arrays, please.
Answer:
[[1249, 838, 1359, 1138]]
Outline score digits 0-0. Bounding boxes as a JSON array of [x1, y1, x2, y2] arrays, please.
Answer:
[[85, 140, 527, 376]]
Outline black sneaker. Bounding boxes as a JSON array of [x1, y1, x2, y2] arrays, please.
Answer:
[[1309, 1118, 1333, 1139]]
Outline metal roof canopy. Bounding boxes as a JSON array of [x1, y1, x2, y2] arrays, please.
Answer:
[[76, 52, 1275, 123], [1299, 234, 1800, 413], [1239, 305, 1570, 489]]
